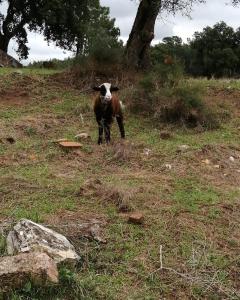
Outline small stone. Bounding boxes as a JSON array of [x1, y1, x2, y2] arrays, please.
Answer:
[[202, 159, 211, 165], [75, 133, 90, 140], [229, 156, 235, 162], [128, 213, 144, 225], [165, 164, 172, 170], [58, 141, 83, 148], [0, 252, 58, 292], [144, 148, 151, 156], [160, 131, 172, 140], [177, 145, 190, 152], [214, 165, 220, 169]]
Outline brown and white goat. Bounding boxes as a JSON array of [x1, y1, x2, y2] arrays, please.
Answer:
[[93, 83, 125, 144]]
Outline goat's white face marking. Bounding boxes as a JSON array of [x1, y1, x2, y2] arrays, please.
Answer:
[[93, 83, 119, 104], [100, 83, 112, 104], [100, 83, 112, 103]]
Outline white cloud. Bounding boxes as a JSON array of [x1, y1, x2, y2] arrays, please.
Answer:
[[8, 32, 73, 65]]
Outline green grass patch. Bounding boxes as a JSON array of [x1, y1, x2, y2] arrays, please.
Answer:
[[173, 177, 220, 212]]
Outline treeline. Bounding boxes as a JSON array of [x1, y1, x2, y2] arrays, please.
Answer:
[[151, 22, 240, 78], [29, 21, 240, 79]]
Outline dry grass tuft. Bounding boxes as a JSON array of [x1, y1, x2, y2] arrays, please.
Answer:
[[77, 178, 134, 212]]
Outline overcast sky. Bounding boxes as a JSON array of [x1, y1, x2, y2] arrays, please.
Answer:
[[6, 0, 240, 64]]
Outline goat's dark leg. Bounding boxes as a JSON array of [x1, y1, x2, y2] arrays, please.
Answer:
[[97, 119, 104, 145], [116, 116, 125, 139], [104, 121, 111, 144]]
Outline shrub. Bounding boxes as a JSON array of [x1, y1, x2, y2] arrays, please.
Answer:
[[158, 82, 220, 129], [138, 74, 156, 92], [70, 45, 124, 83], [128, 73, 220, 130], [128, 74, 157, 115], [152, 61, 184, 88]]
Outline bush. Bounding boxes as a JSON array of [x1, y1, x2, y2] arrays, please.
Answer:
[[128, 73, 220, 130], [128, 74, 157, 115], [70, 45, 124, 82], [158, 82, 220, 129], [152, 61, 184, 88], [89, 46, 123, 66], [127, 61, 184, 116]]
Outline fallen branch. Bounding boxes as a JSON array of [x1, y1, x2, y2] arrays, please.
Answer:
[[147, 245, 240, 298]]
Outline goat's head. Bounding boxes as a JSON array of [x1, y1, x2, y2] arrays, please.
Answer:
[[93, 83, 119, 104]]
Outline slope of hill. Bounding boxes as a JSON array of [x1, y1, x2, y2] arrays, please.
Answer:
[[0, 69, 240, 299]]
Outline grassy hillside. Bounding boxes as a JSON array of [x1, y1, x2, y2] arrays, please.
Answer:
[[0, 69, 240, 299]]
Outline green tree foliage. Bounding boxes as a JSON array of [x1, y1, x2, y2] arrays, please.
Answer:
[[190, 21, 240, 77], [43, 1, 121, 56], [151, 36, 187, 63], [0, 0, 120, 59], [152, 22, 240, 78]]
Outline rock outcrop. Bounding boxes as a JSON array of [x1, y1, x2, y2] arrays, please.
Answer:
[[0, 252, 58, 292], [7, 219, 80, 266]]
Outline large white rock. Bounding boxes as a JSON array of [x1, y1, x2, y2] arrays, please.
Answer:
[[6, 219, 80, 266], [0, 252, 58, 291]]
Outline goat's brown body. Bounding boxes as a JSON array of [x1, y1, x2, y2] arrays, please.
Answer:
[[94, 94, 125, 144], [94, 95, 122, 118]]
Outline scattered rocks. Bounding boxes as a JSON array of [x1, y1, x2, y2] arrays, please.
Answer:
[[7, 219, 80, 266], [177, 145, 190, 153], [58, 141, 83, 149], [128, 213, 144, 225], [0, 252, 58, 292], [160, 131, 172, 140], [75, 132, 90, 141]]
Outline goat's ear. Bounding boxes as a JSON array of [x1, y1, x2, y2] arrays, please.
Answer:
[[92, 86, 101, 91], [110, 86, 119, 92]]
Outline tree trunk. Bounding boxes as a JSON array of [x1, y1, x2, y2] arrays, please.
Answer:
[[0, 34, 10, 53], [124, 0, 162, 69]]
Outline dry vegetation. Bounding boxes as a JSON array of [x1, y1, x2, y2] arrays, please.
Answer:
[[0, 69, 240, 299]]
